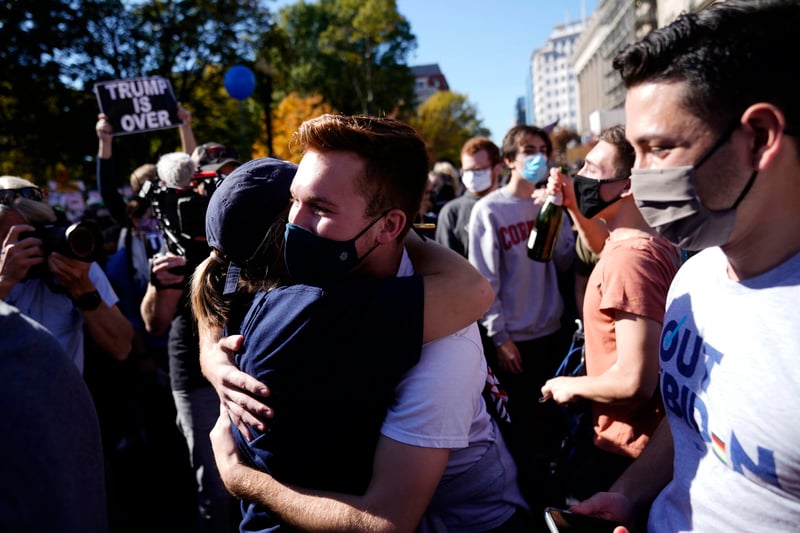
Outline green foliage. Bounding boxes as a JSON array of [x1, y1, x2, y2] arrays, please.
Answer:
[[1, 0, 487, 190], [1, 0, 273, 187], [278, 0, 416, 116], [0, 0, 111, 183], [411, 91, 490, 165]]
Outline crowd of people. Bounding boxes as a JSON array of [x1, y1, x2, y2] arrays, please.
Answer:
[[2, 1, 799, 531]]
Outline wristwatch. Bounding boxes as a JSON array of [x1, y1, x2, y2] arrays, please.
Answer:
[[74, 290, 102, 311]]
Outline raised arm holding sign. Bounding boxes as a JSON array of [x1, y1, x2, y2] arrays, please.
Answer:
[[94, 76, 183, 136]]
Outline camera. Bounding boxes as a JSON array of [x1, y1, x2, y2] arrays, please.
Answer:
[[23, 221, 103, 263], [139, 168, 223, 267], [20, 221, 104, 283]]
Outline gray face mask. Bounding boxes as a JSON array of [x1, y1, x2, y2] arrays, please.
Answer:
[[631, 125, 758, 251]]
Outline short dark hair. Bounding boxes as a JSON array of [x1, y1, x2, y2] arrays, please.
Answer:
[[597, 125, 635, 180], [461, 137, 502, 167], [612, 0, 800, 136], [501, 125, 553, 161], [294, 114, 429, 226]]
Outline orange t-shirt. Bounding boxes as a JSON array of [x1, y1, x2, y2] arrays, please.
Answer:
[[583, 235, 680, 458]]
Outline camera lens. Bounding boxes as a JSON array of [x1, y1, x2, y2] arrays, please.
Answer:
[[65, 223, 99, 260]]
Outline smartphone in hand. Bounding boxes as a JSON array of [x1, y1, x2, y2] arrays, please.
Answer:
[[544, 507, 619, 533]]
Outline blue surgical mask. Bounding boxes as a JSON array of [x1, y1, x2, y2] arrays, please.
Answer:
[[521, 153, 549, 183], [283, 211, 388, 282]]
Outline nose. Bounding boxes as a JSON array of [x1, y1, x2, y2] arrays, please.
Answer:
[[633, 152, 646, 170], [287, 200, 309, 227]]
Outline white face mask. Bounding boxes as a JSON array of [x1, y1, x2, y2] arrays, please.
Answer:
[[461, 168, 493, 193]]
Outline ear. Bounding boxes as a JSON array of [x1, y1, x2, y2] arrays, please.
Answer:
[[376, 208, 407, 244], [740, 103, 785, 171], [492, 162, 504, 178], [619, 177, 634, 198]]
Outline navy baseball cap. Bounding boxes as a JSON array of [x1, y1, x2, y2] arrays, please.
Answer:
[[206, 157, 297, 266]]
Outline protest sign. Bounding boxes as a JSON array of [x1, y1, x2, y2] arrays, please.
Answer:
[[94, 76, 181, 136]]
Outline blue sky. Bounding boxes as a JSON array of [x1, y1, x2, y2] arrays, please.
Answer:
[[398, 0, 597, 146]]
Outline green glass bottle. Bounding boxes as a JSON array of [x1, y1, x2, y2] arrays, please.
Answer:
[[527, 169, 567, 262]]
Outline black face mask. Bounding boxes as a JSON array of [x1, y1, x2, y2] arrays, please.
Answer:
[[573, 174, 629, 219], [283, 210, 388, 283]]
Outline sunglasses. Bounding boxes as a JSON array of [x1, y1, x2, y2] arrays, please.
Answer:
[[0, 187, 44, 205], [202, 144, 236, 161]]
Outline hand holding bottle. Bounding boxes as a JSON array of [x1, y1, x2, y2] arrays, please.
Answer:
[[528, 168, 567, 262], [547, 167, 577, 212]]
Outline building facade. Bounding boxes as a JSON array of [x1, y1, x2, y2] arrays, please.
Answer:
[[410, 64, 450, 106], [515, 96, 526, 128], [571, 0, 716, 136], [657, 0, 715, 28], [529, 19, 586, 131]]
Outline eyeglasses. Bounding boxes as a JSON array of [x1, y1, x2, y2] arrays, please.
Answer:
[[0, 187, 43, 205]]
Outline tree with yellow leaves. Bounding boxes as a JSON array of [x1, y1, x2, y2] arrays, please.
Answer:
[[410, 90, 490, 165], [253, 92, 337, 163]]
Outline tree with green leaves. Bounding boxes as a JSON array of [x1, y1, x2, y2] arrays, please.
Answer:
[[1, 0, 276, 184], [112, 0, 275, 164], [277, 0, 417, 117], [1, 0, 429, 186], [411, 90, 490, 164], [1, 0, 114, 181]]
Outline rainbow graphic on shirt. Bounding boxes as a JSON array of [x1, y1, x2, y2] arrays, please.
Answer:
[[711, 432, 727, 465]]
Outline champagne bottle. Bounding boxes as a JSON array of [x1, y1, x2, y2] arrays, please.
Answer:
[[527, 170, 567, 262]]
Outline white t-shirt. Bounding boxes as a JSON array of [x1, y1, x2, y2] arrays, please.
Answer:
[[649, 247, 800, 532], [380, 250, 526, 531]]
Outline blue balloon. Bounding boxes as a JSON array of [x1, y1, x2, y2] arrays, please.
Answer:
[[224, 65, 256, 101]]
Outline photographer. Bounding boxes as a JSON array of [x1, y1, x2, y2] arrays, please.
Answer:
[[140, 151, 239, 533], [95, 110, 197, 358], [0, 176, 133, 372]]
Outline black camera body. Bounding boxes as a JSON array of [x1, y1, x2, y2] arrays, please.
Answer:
[[139, 169, 222, 268], [24, 221, 103, 263], [20, 221, 104, 283]]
